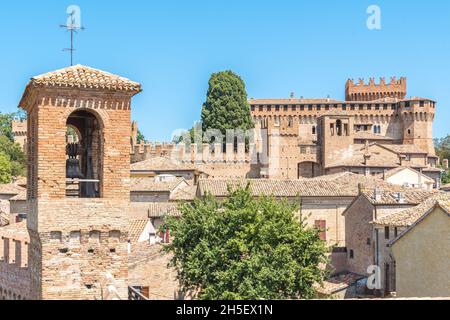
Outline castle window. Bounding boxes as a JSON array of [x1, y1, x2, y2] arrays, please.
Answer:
[[70, 231, 81, 243], [316, 105, 321, 111], [385, 227, 390, 240], [383, 104, 388, 110], [349, 250, 354, 259], [315, 220, 327, 241], [275, 105, 280, 112], [407, 129, 412, 135], [336, 120, 343, 136], [350, 104, 355, 110], [66, 110, 103, 199], [300, 146, 307, 154], [330, 124, 335, 136], [251, 106, 255, 112], [288, 117, 293, 128], [376, 105, 380, 110], [109, 230, 121, 239], [292, 105, 297, 111], [367, 105, 372, 110], [267, 106, 271, 112], [325, 105, 330, 111], [359, 105, 363, 110], [312, 126, 316, 135], [259, 106, 263, 112], [300, 105, 305, 111], [50, 231, 62, 242], [420, 101, 424, 107], [342, 105, 347, 111], [283, 105, 288, 111], [89, 231, 101, 242], [274, 116, 280, 126], [308, 105, 313, 111]]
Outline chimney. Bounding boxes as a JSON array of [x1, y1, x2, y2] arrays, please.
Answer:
[[358, 183, 366, 194], [374, 187, 382, 202], [382, 169, 387, 180]]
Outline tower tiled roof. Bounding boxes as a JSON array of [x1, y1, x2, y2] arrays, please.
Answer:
[[29, 65, 142, 92]]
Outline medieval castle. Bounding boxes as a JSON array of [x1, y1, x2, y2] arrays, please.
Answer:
[[129, 76, 440, 186], [2, 65, 446, 300]]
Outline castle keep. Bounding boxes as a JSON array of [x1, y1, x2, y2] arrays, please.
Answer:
[[18, 65, 141, 300]]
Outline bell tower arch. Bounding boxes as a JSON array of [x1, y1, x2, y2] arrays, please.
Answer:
[[18, 65, 141, 300]]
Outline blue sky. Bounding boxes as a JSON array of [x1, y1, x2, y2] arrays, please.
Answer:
[[0, 0, 449, 141]]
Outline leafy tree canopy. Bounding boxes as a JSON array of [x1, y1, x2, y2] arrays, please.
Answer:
[[0, 152, 12, 184], [137, 130, 146, 144], [201, 71, 254, 135], [434, 136, 450, 184], [0, 112, 27, 182], [165, 186, 328, 300]]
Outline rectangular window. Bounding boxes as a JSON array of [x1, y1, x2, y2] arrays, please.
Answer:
[[251, 106, 255, 112], [300, 146, 307, 154], [275, 105, 280, 112], [394, 227, 398, 238], [300, 105, 305, 111], [315, 220, 327, 241], [385, 227, 390, 240], [316, 105, 321, 111], [267, 106, 272, 112], [292, 105, 297, 111], [308, 105, 313, 111], [349, 250, 354, 259]]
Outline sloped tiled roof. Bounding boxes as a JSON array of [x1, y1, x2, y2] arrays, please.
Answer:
[[27, 65, 142, 92], [381, 144, 428, 155], [0, 183, 26, 196], [362, 189, 437, 206], [354, 132, 394, 141], [383, 167, 435, 182], [131, 177, 186, 193], [148, 203, 182, 218], [129, 219, 149, 243], [0, 210, 9, 227], [373, 193, 450, 227], [170, 185, 197, 201], [131, 156, 196, 172], [198, 177, 371, 198]]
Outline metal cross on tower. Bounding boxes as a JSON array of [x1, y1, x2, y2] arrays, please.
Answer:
[[60, 9, 85, 66]]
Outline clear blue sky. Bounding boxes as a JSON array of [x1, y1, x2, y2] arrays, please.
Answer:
[[0, 0, 449, 141]]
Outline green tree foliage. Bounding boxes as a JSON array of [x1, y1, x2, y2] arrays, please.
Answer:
[[434, 136, 450, 162], [0, 112, 27, 182], [165, 185, 328, 300], [434, 136, 450, 184], [201, 71, 254, 135], [137, 130, 146, 144], [0, 152, 12, 184]]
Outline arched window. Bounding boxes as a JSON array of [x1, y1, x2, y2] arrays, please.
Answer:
[[89, 231, 101, 243], [336, 120, 343, 136], [66, 110, 103, 198]]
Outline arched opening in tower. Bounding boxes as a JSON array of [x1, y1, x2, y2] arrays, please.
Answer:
[[66, 110, 103, 198]]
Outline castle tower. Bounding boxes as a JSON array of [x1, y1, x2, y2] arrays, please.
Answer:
[[18, 65, 142, 300], [346, 77, 407, 101], [400, 98, 436, 155], [319, 110, 355, 169]]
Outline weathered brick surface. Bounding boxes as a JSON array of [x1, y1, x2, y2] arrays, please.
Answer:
[[18, 68, 140, 300]]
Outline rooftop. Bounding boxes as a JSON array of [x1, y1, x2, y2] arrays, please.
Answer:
[[373, 193, 450, 227], [131, 156, 196, 172], [198, 174, 403, 198], [131, 177, 186, 193]]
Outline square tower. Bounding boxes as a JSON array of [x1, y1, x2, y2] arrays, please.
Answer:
[[18, 65, 141, 300]]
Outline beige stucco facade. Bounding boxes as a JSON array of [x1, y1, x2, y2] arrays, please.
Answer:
[[391, 207, 450, 298]]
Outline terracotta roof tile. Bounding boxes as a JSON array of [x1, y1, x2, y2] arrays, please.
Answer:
[[131, 156, 195, 172], [373, 193, 450, 227], [131, 177, 186, 193], [28, 65, 142, 93], [362, 189, 437, 206], [0, 183, 26, 196], [129, 219, 149, 243], [148, 203, 181, 218]]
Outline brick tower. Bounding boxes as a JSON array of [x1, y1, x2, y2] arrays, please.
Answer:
[[318, 110, 355, 170], [18, 65, 141, 300]]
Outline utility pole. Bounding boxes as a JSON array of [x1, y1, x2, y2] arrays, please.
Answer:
[[60, 9, 85, 66]]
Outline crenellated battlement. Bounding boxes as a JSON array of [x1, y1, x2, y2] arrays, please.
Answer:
[[131, 141, 262, 165], [346, 76, 407, 101]]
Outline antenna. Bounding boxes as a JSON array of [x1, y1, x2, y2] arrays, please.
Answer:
[[60, 9, 85, 66]]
